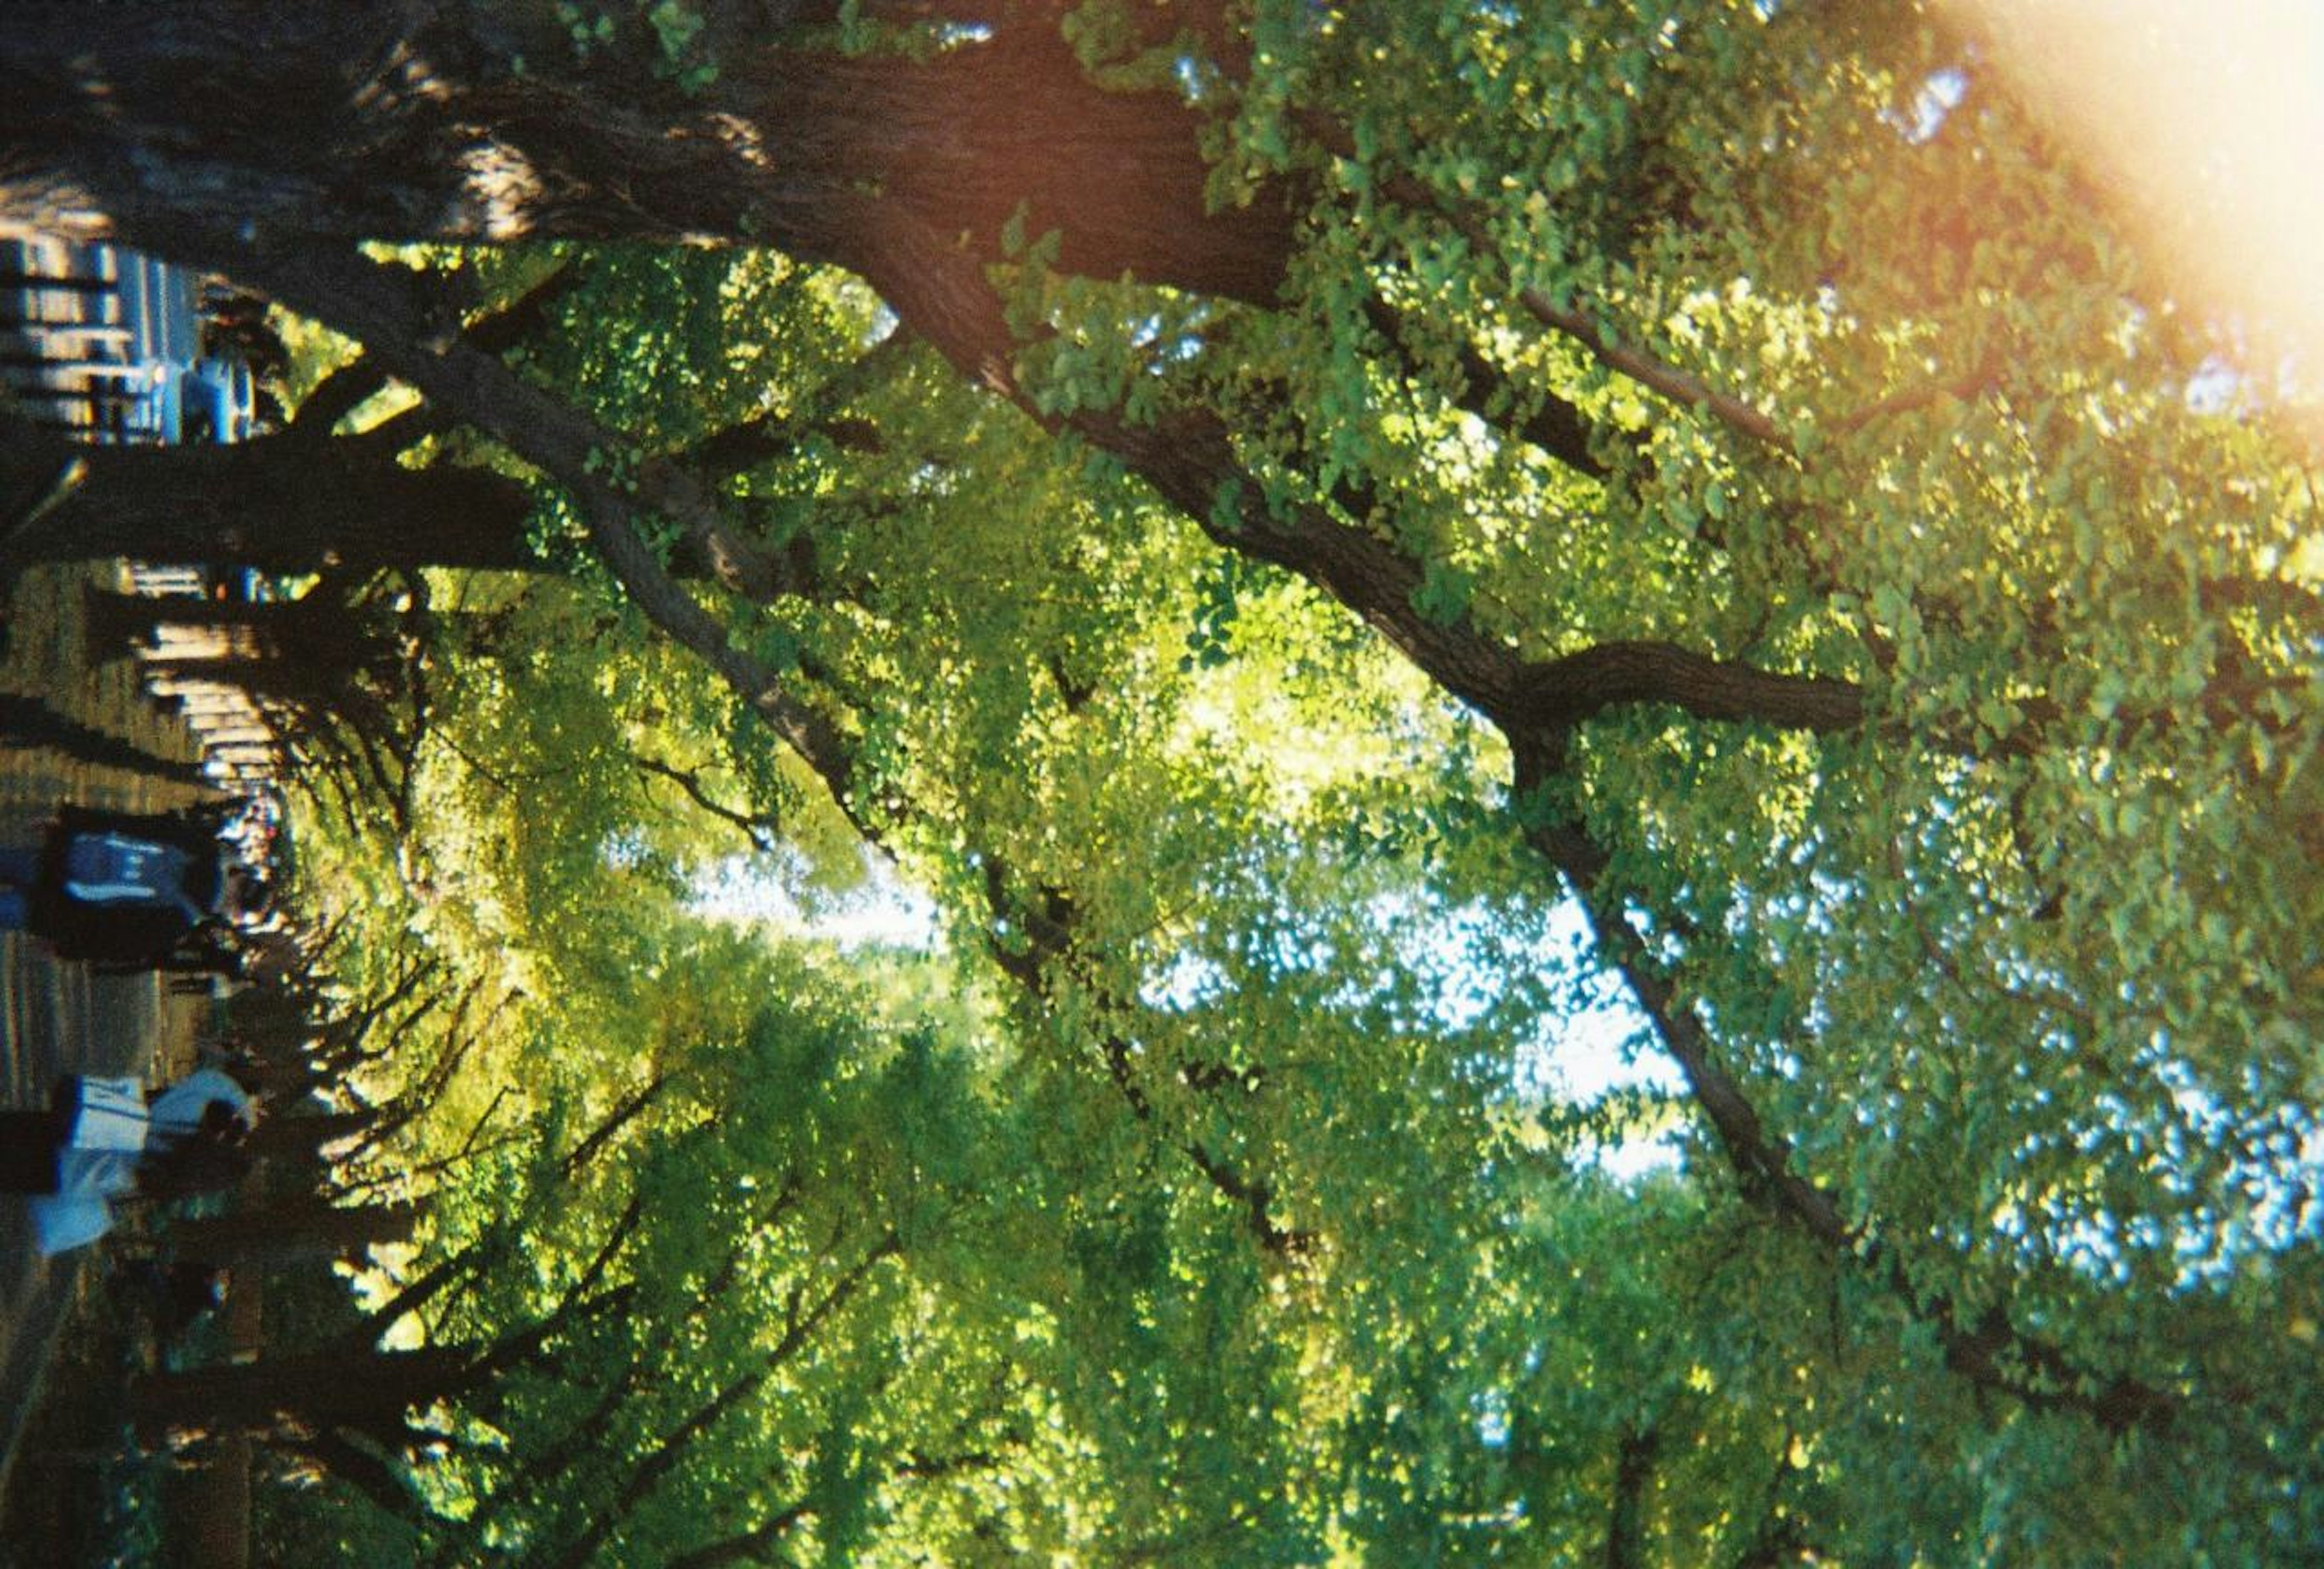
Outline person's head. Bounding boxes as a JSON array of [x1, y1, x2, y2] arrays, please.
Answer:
[[224, 866, 274, 923], [197, 1098, 252, 1143], [154, 1263, 229, 1340]]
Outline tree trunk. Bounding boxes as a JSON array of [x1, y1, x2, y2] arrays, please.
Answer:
[[172, 1433, 253, 1569], [217, 989, 319, 1054], [0, 4, 1295, 306], [90, 581, 405, 672], [133, 1345, 473, 1446], [0, 691, 212, 789], [0, 427, 539, 576], [167, 1197, 421, 1268], [243, 1107, 385, 1166]]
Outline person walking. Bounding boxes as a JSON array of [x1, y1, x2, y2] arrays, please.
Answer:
[[1, 1068, 257, 1254], [0, 803, 264, 969]]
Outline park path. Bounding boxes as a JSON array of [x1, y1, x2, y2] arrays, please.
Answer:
[[0, 563, 213, 1507], [0, 947, 169, 1496]]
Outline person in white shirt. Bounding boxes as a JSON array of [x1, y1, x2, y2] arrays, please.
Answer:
[[3, 1068, 257, 1255]]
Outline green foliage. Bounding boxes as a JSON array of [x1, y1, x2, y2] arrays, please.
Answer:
[[251, 4, 2324, 1564]]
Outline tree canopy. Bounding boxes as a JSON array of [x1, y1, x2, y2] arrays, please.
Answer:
[[7, 2, 2322, 1563]]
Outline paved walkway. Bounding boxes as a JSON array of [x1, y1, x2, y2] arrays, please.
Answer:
[[0, 560, 215, 1507], [0, 941, 163, 1498]]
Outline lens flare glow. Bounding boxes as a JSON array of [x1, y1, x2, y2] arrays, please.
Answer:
[[1950, 1, 2324, 433]]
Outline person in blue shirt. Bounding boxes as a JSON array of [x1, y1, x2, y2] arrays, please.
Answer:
[[0, 803, 261, 969]]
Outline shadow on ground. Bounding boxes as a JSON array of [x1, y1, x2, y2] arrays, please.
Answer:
[[0, 564, 215, 1561]]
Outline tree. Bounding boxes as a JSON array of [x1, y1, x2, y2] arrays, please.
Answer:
[[13, 2, 2323, 1562], [0, 420, 540, 576]]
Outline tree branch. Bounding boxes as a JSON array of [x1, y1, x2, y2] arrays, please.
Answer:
[[635, 755, 781, 854], [540, 1232, 902, 1569], [1512, 745, 2175, 1433], [290, 259, 579, 438], [1360, 294, 1618, 481], [560, 1073, 676, 1178], [1296, 111, 1790, 451], [666, 1504, 813, 1569]]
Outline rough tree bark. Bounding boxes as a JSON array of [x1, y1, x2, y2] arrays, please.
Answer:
[[0, 3, 1292, 302], [166, 1197, 424, 1268], [0, 424, 539, 576]]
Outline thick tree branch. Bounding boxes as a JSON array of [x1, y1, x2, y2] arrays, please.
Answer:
[[1511, 640, 1864, 734], [291, 260, 580, 439], [1076, 398, 1856, 740]]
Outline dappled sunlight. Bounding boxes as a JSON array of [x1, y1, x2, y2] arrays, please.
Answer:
[[7, 2, 2322, 1559]]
